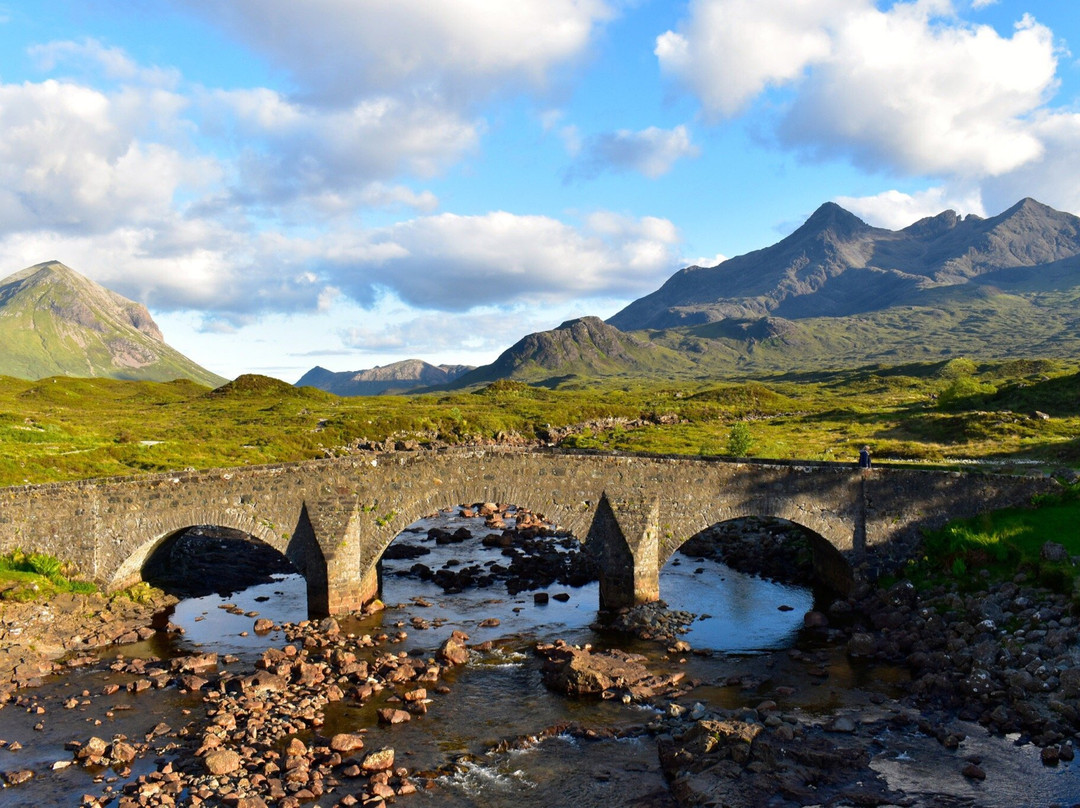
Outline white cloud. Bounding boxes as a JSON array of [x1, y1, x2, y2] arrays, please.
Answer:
[[356, 184, 440, 213], [780, 7, 1057, 177], [659, 1, 1062, 181], [0, 79, 216, 235], [979, 111, 1080, 216], [684, 252, 727, 268], [205, 88, 482, 199], [30, 38, 182, 88], [325, 210, 682, 311], [567, 124, 700, 179], [0, 205, 681, 323], [656, 0, 865, 118], [340, 304, 555, 356], [833, 187, 986, 229], [177, 0, 614, 105]]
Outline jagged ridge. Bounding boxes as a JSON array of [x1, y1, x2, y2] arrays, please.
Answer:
[[609, 198, 1080, 330], [296, 359, 473, 396]]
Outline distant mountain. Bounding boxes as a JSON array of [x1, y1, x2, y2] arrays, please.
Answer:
[[0, 261, 226, 386], [309, 197, 1080, 393], [437, 198, 1080, 387], [296, 359, 473, 396], [609, 198, 1080, 330], [448, 316, 697, 387]]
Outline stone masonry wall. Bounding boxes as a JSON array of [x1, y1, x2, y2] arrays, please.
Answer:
[[0, 449, 1060, 612]]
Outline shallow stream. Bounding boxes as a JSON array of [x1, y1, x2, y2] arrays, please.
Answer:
[[0, 509, 1077, 807]]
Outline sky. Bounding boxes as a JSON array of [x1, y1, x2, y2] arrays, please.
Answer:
[[0, 0, 1078, 382]]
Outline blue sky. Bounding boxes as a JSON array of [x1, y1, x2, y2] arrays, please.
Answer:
[[0, 0, 1077, 381]]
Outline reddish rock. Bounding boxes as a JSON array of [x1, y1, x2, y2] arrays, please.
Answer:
[[3, 769, 33, 785], [330, 733, 365, 753], [172, 653, 218, 674], [377, 708, 411, 725], [538, 643, 684, 699], [361, 747, 395, 772], [437, 631, 470, 666], [76, 736, 109, 761], [235, 798, 270, 808], [371, 782, 396, 798], [109, 740, 137, 764], [962, 762, 987, 780], [177, 674, 208, 692], [204, 749, 241, 775]]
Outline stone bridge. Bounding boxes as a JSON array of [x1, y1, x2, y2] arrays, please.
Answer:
[[0, 448, 1058, 615]]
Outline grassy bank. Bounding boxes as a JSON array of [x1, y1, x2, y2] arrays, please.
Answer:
[[898, 487, 1080, 598], [0, 549, 98, 601]]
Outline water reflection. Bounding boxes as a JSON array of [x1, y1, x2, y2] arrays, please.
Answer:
[[659, 559, 813, 652]]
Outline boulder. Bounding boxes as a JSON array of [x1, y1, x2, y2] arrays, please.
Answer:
[[377, 708, 411, 725], [437, 631, 470, 666], [361, 748, 395, 772], [538, 643, 683, 699], [1040, 542, 1069, 562], [330, 733, 365, 753], [204, 749, 242, 776]]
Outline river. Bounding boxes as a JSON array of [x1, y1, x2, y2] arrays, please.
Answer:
[[0, 508, 1076, 806]]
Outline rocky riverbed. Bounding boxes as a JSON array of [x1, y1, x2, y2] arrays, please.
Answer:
[[0, 512, 1076, 806], [0, 586, 177, 699]]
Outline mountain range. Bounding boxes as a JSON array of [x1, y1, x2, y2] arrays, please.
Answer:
[[435, 197, 1080, 387], [608, 197, 1080, 330], [296, 360, 473, 396], [6, 197, 1080, 394], [0, 261, 225, 387]]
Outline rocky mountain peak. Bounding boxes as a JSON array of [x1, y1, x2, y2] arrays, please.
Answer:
[[0, 261, 223, 385], [607, 197, 1080, 331], [795, 202, 874, 242], [902, 209, 961, 238]]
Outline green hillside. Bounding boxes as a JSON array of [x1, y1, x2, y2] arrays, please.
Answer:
[[0, 261, 226, 387]]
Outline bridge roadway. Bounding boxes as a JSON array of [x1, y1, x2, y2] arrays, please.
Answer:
[[0, 448, 1057, 615]]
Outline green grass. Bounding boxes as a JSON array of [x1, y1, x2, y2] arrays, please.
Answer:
[[0, 356, 1078, 488], [0, 549, 99, 601], [899, 488, 1080, 596]]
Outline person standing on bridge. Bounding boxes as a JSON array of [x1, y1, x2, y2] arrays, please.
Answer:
[[858, 445, 872, 472]]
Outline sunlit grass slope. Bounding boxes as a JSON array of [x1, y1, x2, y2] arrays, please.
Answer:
[[0, 356, 1078, 488]]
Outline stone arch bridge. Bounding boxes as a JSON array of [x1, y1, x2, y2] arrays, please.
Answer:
[[0, 448, 1057, 615]]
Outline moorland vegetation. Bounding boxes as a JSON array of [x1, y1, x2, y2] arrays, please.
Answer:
[[1, 356, 1079, 598], [1, 355, 1078, 486]]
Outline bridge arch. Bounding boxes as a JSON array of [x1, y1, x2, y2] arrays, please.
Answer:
[[348, 486, 599, 607], [665, 515, 854, 597], [106, 503, 330, 617]]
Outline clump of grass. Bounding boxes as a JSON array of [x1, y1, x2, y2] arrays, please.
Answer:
[[112, 581, 163, 605], [0, 549, 98, 601], [907, 487, 1080, 594]]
